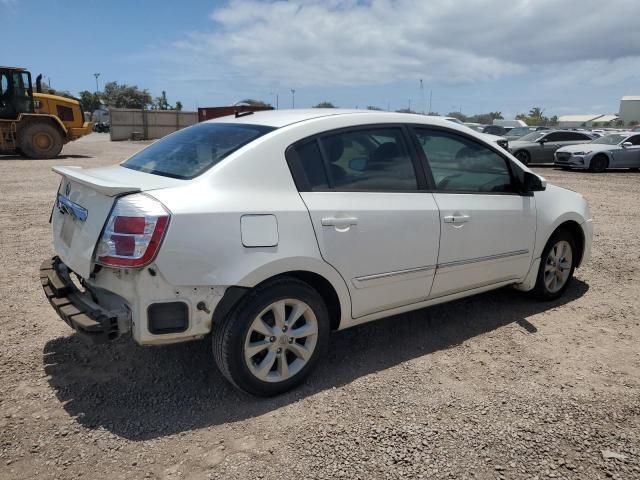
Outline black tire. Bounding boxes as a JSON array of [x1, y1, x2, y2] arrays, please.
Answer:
[[532, 229, 577, 300], [589, 154, 608, 173], [514, 150, 530, 165], [19, 122, 64, 159], [212, 277, 330, 396]]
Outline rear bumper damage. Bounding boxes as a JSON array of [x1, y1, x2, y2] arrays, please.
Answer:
[[40, 257, 130, 343]]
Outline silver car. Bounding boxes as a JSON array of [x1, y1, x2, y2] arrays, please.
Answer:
[[509, 130, 594, 165], [554, 132, 640, 172]]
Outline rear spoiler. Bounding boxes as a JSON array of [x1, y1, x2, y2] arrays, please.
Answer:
[[53, 166, 141, 197]]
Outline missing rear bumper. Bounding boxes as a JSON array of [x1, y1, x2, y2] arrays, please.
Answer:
[[40, 257, 129, 343]]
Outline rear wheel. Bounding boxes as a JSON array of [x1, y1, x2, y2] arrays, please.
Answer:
[[589, 154, 608, 173], [212, 277, 330, 396], [19, 122, 64, 159], [532, 230, 576, 300], [514, 150, 530, 165]]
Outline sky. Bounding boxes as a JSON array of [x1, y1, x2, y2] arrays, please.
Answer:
[[2, 0, 639, 119]]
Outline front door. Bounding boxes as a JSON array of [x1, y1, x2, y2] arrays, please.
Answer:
[[613, 134, 640, 167], [412, 127, 536, 298], [287, 126, 441, 318]]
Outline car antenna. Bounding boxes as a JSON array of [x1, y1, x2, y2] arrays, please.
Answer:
[[235, 110, 254, 118]]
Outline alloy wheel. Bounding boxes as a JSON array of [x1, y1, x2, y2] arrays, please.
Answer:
[[243, 299, 318, 383], [544, 240, 573, 293]]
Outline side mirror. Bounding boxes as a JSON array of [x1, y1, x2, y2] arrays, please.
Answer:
[[348, 157, 367, 171], [622, 142, 633, 148], [522, 171, 546, 193], [538, 137, 548, 144]]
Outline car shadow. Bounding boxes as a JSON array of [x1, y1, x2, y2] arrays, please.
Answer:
[[0, 154, 92, 160], [43, 280, 589, 441]]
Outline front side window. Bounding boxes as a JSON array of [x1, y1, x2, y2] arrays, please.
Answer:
[[414, 128, 514, 193], [627, 135, 640, 146], [123, 122, 275, 179], [519, 132, 546, 142]]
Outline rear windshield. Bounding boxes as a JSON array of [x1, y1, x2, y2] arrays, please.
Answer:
[[122, 122, 276, 179]]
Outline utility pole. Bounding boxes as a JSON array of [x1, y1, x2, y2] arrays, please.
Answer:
[[420, 79, 425, 114], [93, 73, 100, 93], [291, 89, 296, 109], [408, 98, 411, 112], [428, 90, 432, 114]]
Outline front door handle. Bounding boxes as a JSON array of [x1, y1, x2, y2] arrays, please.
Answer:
[[321, 216, 359, 227], [443, 214, 470, 224]]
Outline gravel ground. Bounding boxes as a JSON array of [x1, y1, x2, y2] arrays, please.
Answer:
[[0, 133, 639, 480]]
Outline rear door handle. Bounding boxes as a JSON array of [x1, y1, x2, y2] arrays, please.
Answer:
[[321, 216, 359, 227], [443, 214, 470, 224]]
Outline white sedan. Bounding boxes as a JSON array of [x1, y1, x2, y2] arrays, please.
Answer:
[[41, 110, 593, 396], [554, 132, 640, 171]]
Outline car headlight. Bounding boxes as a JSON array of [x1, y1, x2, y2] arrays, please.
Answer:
[[572, 151, 590, 156]]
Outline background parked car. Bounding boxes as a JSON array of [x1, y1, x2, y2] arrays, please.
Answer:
[[509, 130, 594, 165], [555, 132, 640, 172], [504, 126, 549, 141]]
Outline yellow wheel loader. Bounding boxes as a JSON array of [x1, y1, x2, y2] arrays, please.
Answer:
[[0, 66, 92, 158]]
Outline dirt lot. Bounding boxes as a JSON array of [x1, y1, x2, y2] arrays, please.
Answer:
[[0, 133, 639, 480]]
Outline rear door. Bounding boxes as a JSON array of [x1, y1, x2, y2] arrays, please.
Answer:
[[287, 125, 441, 318], [411, 127, 536, 298]]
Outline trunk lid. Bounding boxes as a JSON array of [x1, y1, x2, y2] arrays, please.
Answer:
[[51, 165, 182, 278]]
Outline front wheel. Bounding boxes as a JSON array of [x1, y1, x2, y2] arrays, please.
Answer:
[[532, 230, 576, 300], [19, 122, 64, 159], [212, 277, 329, 396], [589, 154, 608, 173]]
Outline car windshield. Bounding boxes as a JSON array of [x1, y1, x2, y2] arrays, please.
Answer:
[[590, 134, 628, 145], [518, 132, 546, 142], [122, 122, 276, 179], [508, 127, 533, 137]]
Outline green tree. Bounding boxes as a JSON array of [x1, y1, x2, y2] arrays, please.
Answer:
[[313, 101, 337, 108], [446, 111, 468, 122], [366, 105, 383, 111], [154, 90, 171, 110], [615, 119, 624, 127], [630, 120, 639, 127], [175, 101, 183, 111], [396, 108, 417, 114], [78, 90, 102, 113], [102, 81, 152, 109]]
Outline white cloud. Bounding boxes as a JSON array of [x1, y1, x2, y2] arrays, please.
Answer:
[[162, 0, 639, 89]]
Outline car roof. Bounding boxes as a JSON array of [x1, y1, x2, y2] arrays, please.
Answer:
[[205, 109, 471, 130]]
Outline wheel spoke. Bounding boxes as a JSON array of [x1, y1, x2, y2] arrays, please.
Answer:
[[287, 342, 312, 362], [245, 340, 270, 359], [254, 350, 277, 380], [289, 322, 318, 339], [559, 259, 571, 270], [272, 301, 286, 330], [277, 354, 290, 379], [287, 302, 308, 327], [252, 317, 274, 337], [545, 262, 555, 272]]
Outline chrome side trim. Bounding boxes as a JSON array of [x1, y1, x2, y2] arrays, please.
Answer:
[[437, 249, 529, 270], [353, 264, 436, 289]]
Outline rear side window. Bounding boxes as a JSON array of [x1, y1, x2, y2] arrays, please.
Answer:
[[288, 127, 418, 192], [123, 123, 275, 179], [414, 128, 514, 193]]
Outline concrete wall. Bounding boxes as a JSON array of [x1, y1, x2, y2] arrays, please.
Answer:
[[619, 99, 640, 125], [109, 108, 197, 141]]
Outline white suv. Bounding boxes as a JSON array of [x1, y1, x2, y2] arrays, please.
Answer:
[[41, 110, 593, 396]]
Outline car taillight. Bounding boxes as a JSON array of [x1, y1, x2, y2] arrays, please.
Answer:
[[95, 194, 170, 268]]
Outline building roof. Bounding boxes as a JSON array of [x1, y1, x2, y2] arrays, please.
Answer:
[[621, 96, 640, 101], [592, 114, 619, 123], [558, 114, 603, 122]]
